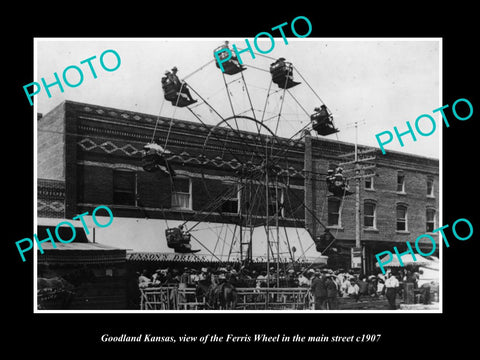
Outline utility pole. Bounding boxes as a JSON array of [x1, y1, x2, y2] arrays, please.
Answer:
[[338, 120, 376, 275], [353, 122, 361, 251], [275, 177, 280, 289]]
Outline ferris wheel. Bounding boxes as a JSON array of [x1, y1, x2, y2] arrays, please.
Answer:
[[140, 40, 346, 267]]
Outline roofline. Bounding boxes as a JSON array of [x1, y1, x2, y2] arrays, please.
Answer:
[[309, 134, 439, 163], [44, 100, 439, 163]]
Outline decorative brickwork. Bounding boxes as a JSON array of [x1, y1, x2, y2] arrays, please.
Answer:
[[37, 101, 440, 272], [37, 179, 65, 218]]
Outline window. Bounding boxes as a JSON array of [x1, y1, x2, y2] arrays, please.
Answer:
[[268, 186, 284, 218], [427, 177, 434, 197], [397, 173, 405, 192], [396, 204, 408, 231], [327, 197, 341, 226], [426, 208, 436, 232], [113, 170, 136, 206], [365, 170, 374, 190], [364, 201, 376, 229], [220, 183, 240, 214], [171, 177, 191, 210]]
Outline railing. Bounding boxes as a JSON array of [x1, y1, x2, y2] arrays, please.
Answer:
[[140, 286, 313, 310], [235, 288, 313, 310]]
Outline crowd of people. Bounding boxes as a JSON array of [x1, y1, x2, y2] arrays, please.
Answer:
[[141, 266, 390, 293], [137, 264, 437, 310]]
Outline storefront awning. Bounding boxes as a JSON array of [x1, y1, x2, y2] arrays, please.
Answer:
[[78, 216, 325, 263], [375, 252, 431, 268]]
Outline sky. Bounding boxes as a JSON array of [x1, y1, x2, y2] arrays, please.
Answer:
[[35, 38, 441, 159]]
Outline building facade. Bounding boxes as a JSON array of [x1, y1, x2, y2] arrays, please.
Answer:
[[304, 135, 439, 273], [38, 100, 439, 273], [37, 100, 315, 266]]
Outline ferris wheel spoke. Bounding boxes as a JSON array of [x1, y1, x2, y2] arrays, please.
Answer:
[[239, 71, 257, 121], [161, 49, 338, 266], [221, 72, 237, 119]]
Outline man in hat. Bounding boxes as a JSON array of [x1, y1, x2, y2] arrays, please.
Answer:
[[356, 275, 369, 302], [270, 57, 290, 84], [310, 269, 328, 310], [170, 66, 195, 102], [286, 269, 297, 287], [325, 272, 338, 310], [384, 272, 399, 310], [326, 168, 336, 192], [195, 267, 212, 303], [180, 267, 190, 287], [256, 272, 267, 289], [298, 270, 311, 288]]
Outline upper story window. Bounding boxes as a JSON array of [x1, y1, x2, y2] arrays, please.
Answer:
[[365, 170, 375, 190], [268, 186, 284, 218], [220, 182, 240, 214], [396, 204, 408, 231], [426, 208, 436, 232], [327, 197, 341, 227], [113, 170, 136, 206], [397, 172, 405, 193], [171, 177, 191, 210], [364, 200, 377, 229]]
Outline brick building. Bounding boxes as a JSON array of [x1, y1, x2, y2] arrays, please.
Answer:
[[304, 135, 439, 273], [37, 100, 439, 275]]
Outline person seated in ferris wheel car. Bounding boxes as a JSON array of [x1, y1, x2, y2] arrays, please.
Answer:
[[332, 167, 352, 196], [311, 105, 338, 136], [141, 142, 175, 176], [314, 229, 335, 252], [178, 224, 190, 241], [165, 225, 200, 254], [326, 169, 336, 193], [269, 57, 300, 89], [214, 41, 246, 75], [161, 67, 197, 106]]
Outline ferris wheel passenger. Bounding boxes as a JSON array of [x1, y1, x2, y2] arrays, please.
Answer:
[[161, 67, 197, 106], [326, 169, 336, 192], [269, 57, 300, 89], [311, 105, 338, 136], [141, 142, 175, 175], [171, 67, 196, 102], [213, 41, 246, 75], [334, 167, 345, 186]]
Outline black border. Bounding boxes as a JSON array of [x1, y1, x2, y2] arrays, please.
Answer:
[[7, 4, 479, 353]]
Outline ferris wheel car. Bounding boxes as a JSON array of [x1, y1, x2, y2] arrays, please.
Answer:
[[141, 143, 175, 176], [314, 230, 335, 252], [165, 227, 200, 253], [213, 42, 246, 75], [311, 105, 339, 136], [161, 71, 197, 107], [328, 170, 353, 196], [326, 169, 336, 193], [269, 58, 300, 89]]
